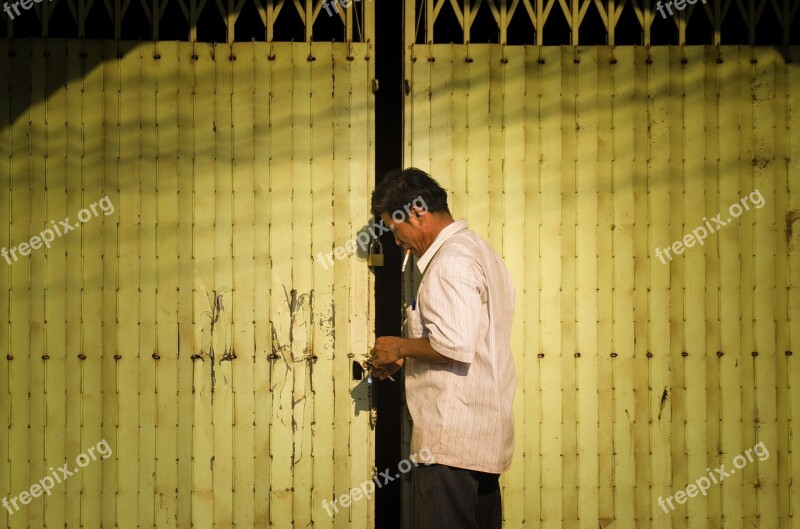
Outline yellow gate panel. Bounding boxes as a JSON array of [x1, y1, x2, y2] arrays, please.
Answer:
[[0, 39, 375, 529], [405, 43, 800, 529]]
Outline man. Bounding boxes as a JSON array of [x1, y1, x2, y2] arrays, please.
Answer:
[[368, 168, 516, 529]]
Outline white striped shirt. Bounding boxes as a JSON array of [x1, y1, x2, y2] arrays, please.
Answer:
[[405, 219, 516, 474]]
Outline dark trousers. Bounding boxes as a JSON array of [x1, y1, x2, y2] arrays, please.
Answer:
[[413, 464, 502, 529]]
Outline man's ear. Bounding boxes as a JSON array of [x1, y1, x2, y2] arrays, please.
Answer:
[[408, 206, 427, 220], [407, 210, 424, 227]]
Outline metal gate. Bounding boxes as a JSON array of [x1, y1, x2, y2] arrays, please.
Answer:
[[0, 37, 377, 529], [402, 4, 800, 526]]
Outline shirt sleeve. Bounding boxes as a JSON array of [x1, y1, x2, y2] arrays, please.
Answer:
[[420, 269, 485, 363]]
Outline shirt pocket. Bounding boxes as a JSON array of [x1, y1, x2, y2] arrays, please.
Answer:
[[406, 305, 424, 338]]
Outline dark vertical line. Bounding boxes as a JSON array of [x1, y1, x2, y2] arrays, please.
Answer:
[[373, 2, 404, 528]]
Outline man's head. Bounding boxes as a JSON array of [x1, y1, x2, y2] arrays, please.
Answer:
[[371, 168, 454, 257]]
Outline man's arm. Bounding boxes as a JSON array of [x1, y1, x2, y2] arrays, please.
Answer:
[[369, 336, 452, 376], [400, 337, 451, 363]]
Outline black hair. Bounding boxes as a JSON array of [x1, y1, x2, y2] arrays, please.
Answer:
[[370, 167, 450, 217]]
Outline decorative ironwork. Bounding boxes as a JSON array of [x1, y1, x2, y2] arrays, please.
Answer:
[[404, 0, 800, 45], [3, 0, 796, 44], [1, 0, 374, 42]]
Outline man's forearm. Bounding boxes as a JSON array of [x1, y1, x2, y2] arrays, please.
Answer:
[[399, 338, 452, 363]]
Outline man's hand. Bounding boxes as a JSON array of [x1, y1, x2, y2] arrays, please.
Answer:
[[367, 336, 406, 381], [369, 336, 405, 366], [371, 359, 404, 380]]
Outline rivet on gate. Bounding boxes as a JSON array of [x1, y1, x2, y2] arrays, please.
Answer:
[[367, 239, 384, 267]]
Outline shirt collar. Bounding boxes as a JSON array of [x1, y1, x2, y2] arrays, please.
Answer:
[[416, 219, 469, 274]]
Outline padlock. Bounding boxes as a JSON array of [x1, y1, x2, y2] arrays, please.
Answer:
[[367, 239, 384, 267]]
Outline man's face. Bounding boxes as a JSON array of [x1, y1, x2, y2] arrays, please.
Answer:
[[380, 211, 424, 256]]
